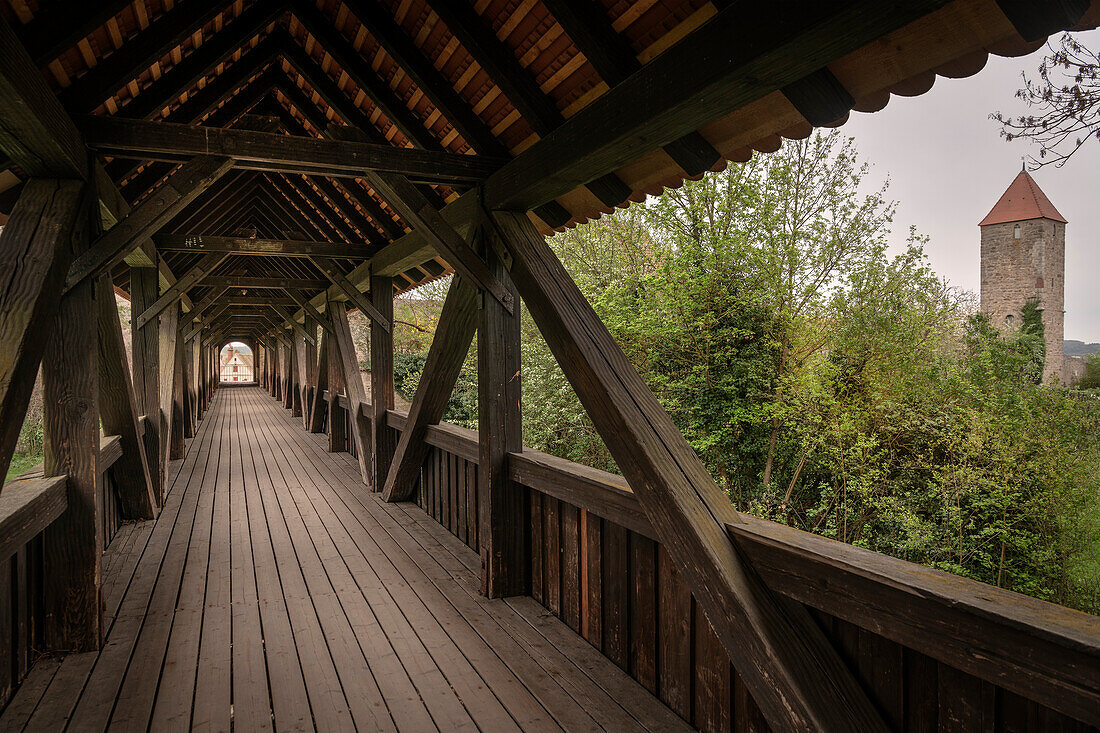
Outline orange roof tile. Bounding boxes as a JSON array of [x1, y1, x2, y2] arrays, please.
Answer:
[[980, 170, 1067, 226]]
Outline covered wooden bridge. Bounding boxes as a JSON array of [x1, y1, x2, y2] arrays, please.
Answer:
[[0, 0, 1097, 730]]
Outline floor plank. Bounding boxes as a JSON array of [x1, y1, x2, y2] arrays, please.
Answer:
[[1, 387, 687, 732]]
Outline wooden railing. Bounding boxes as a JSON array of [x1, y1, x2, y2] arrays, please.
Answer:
[[0, 432, 131, 707], [315, 389, 1099, 731]]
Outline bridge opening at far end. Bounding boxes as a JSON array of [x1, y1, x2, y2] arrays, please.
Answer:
[[219, 341, 255, 384]]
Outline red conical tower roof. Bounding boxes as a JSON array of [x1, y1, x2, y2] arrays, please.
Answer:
[[979, 169, 1067, 226]]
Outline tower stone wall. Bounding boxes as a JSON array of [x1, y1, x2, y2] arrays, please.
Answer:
[[979, 218, 1065, 384]]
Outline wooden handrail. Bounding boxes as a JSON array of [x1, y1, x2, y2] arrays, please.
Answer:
[[0, 472, 67, 562], [322, 395, 1099, 725], [99, 434, 122, 471]]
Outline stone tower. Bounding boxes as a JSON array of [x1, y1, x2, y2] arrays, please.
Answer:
[[979, 168, 1067, 384]]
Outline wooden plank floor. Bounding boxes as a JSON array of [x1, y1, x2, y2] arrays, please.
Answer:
[[1, 386, 690, 732]]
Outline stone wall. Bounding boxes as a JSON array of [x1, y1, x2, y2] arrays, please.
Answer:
[[980, 218, 1065, 384]]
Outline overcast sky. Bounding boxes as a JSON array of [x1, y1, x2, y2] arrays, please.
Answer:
[[842, 29, 1100, 343]]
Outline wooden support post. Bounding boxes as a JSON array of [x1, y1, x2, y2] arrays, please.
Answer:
[[170, 315, 187, 460], [95, 274, 157, 519], [327, 328, 347, 453], [309, 328, 330, 433], [284, 336, 297, 411], [328, 295, 372, 480], [476, 239, 526, 597], [490, 210, 886, 731], [130, 265, 161, 499], [301, 316, 318, 428], [157, 303, 180, 478], [42, 187, 101, 652], [370, 276, 396, 493], [0, 179, 85, 483], [291, 329, 304, 417], [382, 277, 478, 502], [192, 338, 202, 422]]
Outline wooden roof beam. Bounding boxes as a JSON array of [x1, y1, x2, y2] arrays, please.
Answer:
[[82, 117, 503, 184], [60, 0, 235, 114], [66, 156, 236, 291], [482, 0, 953, 213], [264, 174, 349, 243], [14, 0, 133, 68], [425, 0, 632, 209], [201, 276, 329, 290], [288, 1, 441, 150], [116, 2, 289, 122], [153, 234, 373, 258], [540, 0, 722, 176], [340, 0, 507, 157]]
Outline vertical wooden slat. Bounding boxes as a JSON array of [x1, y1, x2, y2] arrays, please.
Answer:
[[545, 496, 561, 617], [94, 273, 157, 519], [584, 513, 602, 650], [658, 544, 692, 719], [603, 520, 629, 671], [904, 647, 938, 732], [130, 267, 159, 501], [561, 503, 580, 632], [631, 532, 657, 693], [694, 607, 731, 732], [530, 490, 544, 604]]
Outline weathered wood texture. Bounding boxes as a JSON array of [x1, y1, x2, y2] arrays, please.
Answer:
[[95, 274, 157, 519], [130, 266, 162, 500], [42, 195, 101, 652], [378, 404, 1100, 731], [370, 276, 395, 491], [327, 297, 371, 481], [1, 387, 686, 732], [382, 277, 478, 502], [0, 179, 85, 483], [477, 240, 526, 598], [491, 210, 884, 730], [80, 116, 503, 183], [65, 155, 234, 290]]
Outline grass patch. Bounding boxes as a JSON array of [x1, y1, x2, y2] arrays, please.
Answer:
[[5, 452, 42, 483]]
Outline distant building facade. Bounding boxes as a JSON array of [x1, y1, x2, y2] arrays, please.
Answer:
[[220, 346, 254, 383], [979, 169, 1067, 385]]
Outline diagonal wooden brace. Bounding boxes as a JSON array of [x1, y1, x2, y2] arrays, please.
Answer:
[[490, 210, 886, 732]]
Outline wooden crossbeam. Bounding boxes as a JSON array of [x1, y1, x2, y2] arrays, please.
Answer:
[[382, 276, 478, 502], [361, 170, 513, 313], [285, 289, 334, 336], [0, 180, 86, 484], [80, 116, 504, 184], [66, 155, 234, 291], [268, 303, 317, 346], [0, 18, 87, 178], [308, 257, 390, 330], [483, 0, 950, 212], [491, 210, 886, 730], [94, 274, 158, 519], [135, 252, 229, 329], [201, 276, 330, 290]]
